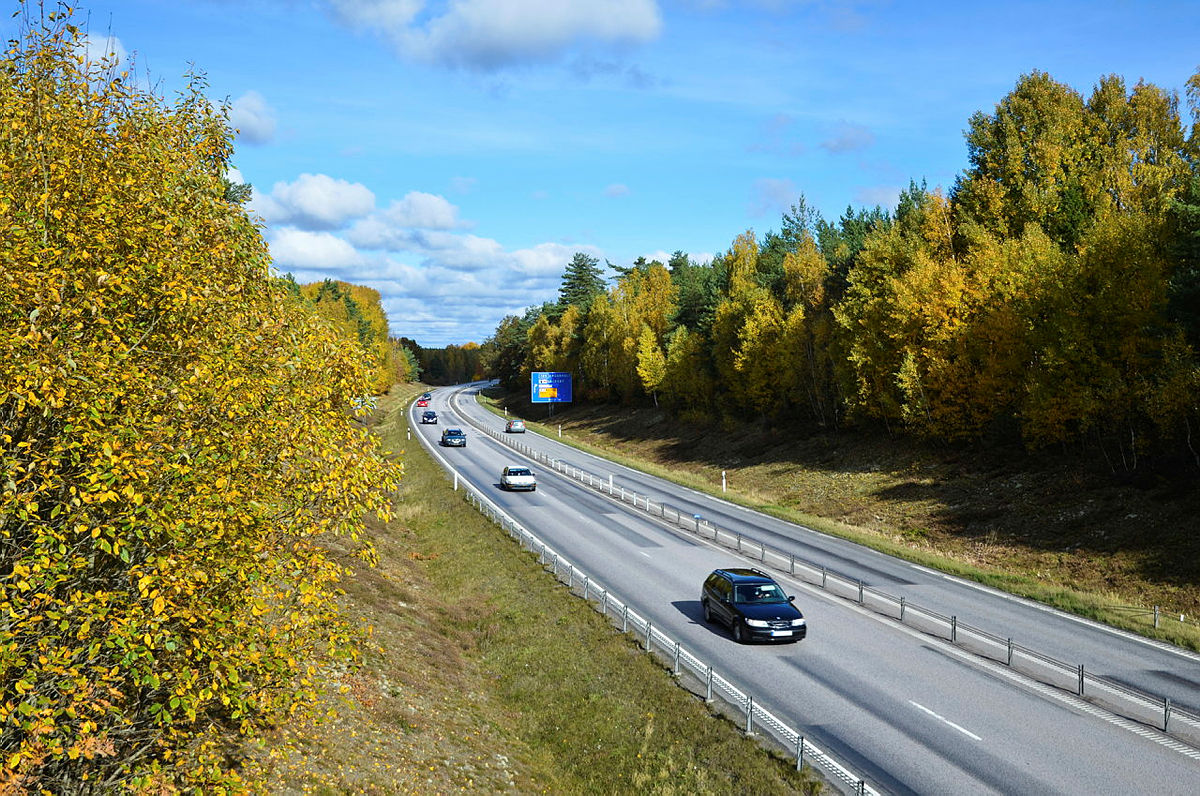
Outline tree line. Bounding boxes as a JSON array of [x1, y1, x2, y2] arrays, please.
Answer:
[[282, 277, 422, 390], [1, 10, 404, 790], [483, 69, 1200, 467]]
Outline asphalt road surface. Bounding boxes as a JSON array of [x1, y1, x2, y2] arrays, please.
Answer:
[[409, 385, 1200, 794]]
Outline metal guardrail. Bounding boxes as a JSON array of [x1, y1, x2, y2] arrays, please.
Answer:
[[412, 403, 877, 795], [456, 395, 1200, 749]]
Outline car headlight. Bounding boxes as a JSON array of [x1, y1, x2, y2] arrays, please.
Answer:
[[745, 619, 770, 628], [791, 618, 806, 627]]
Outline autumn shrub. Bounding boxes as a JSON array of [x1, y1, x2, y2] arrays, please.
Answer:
[[0, 8, 401, 791]]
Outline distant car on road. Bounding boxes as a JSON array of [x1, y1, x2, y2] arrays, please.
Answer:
[[500, 466, 536, 491], [440, 428, 466, 447], [421, 410, 438, 424], [421, 392, 432, 401], [416, 398, 429, 408], [505, 419, 526, 433], [700, 568, 806, 644]]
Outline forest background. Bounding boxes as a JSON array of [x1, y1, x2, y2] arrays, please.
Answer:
[[480, 68, 1200, 473]]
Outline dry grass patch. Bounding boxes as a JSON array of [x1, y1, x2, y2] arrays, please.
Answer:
[[263, 385, 822, 794]]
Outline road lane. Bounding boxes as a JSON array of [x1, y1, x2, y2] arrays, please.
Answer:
[[409, 386, 1200, 793], [452, 388, 1200, 718]]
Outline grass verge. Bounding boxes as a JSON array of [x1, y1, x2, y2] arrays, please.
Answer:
[[263, 385, 822, 794], [479, 391, 1200, 652]]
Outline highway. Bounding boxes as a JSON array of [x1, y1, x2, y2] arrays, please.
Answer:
[[410, 385, 1200, 794]]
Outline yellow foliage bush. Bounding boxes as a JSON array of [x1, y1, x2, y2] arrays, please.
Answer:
[[0, 9, 401, 791]]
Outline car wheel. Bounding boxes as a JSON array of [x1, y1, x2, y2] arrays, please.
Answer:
[[733, 622, 746, 644], [702, 600, 712, 623], [531, 485, 536, 491]]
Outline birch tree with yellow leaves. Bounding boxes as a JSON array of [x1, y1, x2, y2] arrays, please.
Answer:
[[0, 9, 401, 791]]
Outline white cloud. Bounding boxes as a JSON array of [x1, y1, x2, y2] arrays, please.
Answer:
[[268, 229, 366, 270], [384, 191, 469, 229], [748, 112, 805, 156], [749, 177, 797, 217], [329, 0, 662, 70], [79, 34, 126, 67], [854, 185, 902, 209], [604, 183, 630, 197], [819, 121, 874, 154], [511, 242, 601, 277], [230, 91, 277, 145], [252, 173, 376, 230]]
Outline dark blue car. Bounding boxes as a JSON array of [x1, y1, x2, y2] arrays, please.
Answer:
[[701, 568, 806, 643]]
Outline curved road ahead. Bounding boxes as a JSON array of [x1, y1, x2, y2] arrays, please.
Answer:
[[410, 385, 1200, 794]]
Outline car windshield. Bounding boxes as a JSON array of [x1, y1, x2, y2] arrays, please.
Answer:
[[507, 468, 531, 476], [735, 583, 786, 604], [446, 429, 463, 435]]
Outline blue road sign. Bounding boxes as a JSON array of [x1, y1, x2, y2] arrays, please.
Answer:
[[531, 371, 573, 403]]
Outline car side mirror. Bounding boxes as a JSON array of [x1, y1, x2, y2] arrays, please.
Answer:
[[788, 595, 795, 602]]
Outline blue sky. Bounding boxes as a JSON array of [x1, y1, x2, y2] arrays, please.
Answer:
[[13, 1, 1199, 346]]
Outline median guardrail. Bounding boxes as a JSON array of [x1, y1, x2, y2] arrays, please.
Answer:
[[412, 397, 878, 795], [453, 390, 1200, 752]]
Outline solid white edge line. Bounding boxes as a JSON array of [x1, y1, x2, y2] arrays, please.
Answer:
[[420, 388, 883, 795], [457, 386, 1200, 664]]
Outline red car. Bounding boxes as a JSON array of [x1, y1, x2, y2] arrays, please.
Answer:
[[416, 398, 429, 407]]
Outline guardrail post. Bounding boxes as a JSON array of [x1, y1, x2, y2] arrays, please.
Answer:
[[694, 514, 701, 533], [608, 474, 613, 493], [900, 596, 906, 621], [582, 575, 589, 600], [661, 502, 665, 518], [1154, 605, 1160, 628], [453, 472, 458, 490], [1007, 638, 1013, 665], [858, 781, 866, 795], [567, 566, 573, 589], [789, 554, 795, 575], [552, 553, 558, 576], [1164, 697, 1172, 731], [858, 581, 865, 605], [1078, 664, 1084, 696], [746, 695, 754, 735], [795, 735, 805, 770], [622, 604, 629, 632], [673, 642, 680, 675], [645, 621, 653, 651], [821, 567, 827, 588], [705, 665, 713, 702], [950, 615, 957, 642], [736, 533, 742, 552]]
